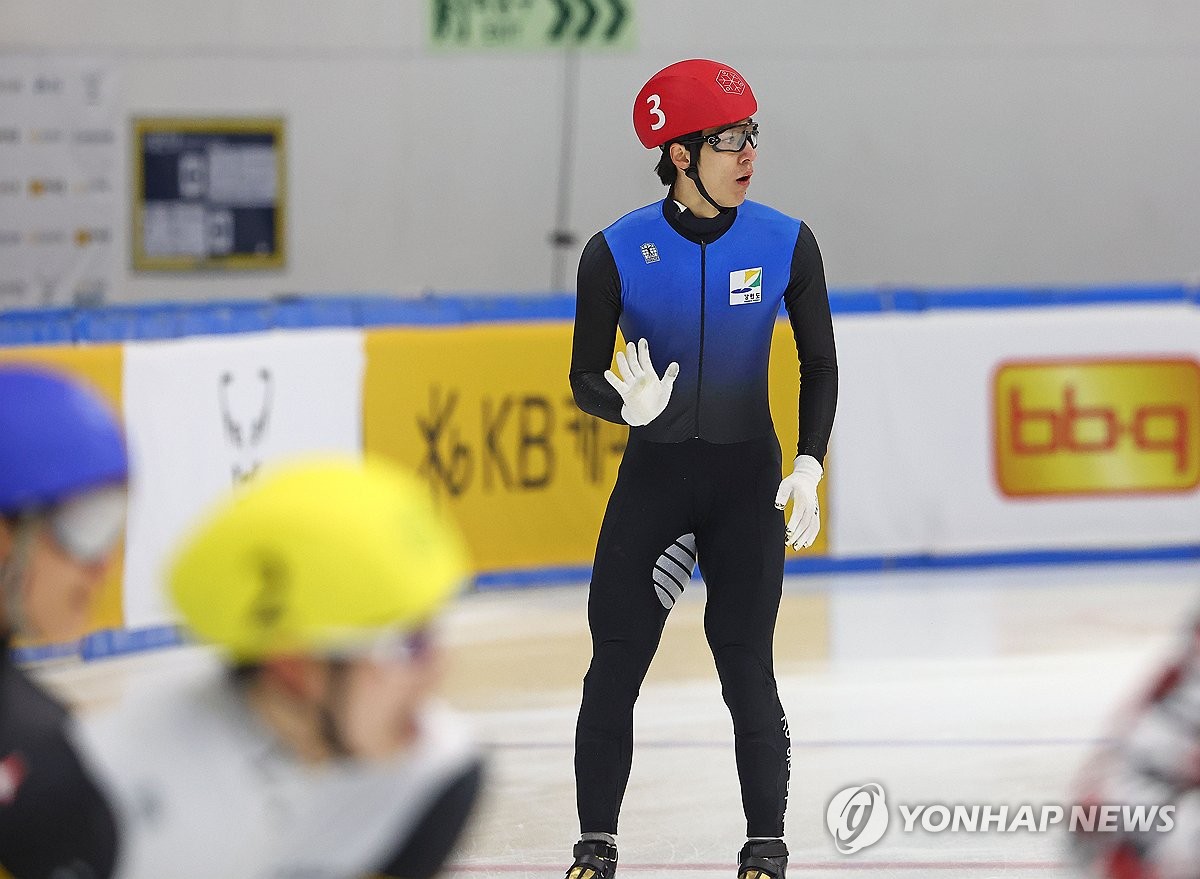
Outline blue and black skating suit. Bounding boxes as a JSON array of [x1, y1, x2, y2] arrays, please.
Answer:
[[568, 198, 837, 840]]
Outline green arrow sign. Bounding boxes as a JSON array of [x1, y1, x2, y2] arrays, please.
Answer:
[[429, 0, 634, 51]]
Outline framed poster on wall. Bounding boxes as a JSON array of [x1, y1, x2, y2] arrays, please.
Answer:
[[131, 116, 285, 271]]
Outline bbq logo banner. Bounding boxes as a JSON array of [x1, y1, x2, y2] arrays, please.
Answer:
[[994, 358, 1200, 497]]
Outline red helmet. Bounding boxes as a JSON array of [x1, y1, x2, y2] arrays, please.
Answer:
[[633, 59, 757, 149]]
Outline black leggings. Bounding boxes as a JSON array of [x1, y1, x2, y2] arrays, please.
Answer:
[[574, 435, 790, 838]]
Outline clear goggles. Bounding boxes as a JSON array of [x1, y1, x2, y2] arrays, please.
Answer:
[[688, 120, 759, 153], [331, 626, 434, 665], [48, 484, 128, 563]]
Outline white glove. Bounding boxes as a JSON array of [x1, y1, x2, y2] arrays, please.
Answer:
[[604, 338, 680, 427], [775, 454, 823, 549]]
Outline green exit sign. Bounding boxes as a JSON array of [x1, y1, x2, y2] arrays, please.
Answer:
[[429, 0, 635, 51]]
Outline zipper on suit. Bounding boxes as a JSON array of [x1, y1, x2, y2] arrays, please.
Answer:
[[696, 240, 706, 438]]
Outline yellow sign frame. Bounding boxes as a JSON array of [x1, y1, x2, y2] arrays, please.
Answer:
[[131, 116, 286, 272]]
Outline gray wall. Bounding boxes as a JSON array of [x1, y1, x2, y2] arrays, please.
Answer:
[[3, 0, 1199, 302]]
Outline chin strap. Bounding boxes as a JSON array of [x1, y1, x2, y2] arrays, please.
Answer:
[[683, 142, 732, 214], [316, 658, 353, 758]]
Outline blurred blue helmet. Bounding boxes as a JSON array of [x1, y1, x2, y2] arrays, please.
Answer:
[[0, 365, 129, 514]]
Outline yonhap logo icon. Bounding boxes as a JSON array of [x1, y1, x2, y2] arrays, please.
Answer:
[[827, 782, 889, 854], [825, 779, 1178, 857]]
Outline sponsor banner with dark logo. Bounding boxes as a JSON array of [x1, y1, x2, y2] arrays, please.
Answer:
[[121, 331, 363, 629]]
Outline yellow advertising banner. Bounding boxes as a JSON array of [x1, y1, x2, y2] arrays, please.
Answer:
[[364, 319, 827, 574], [364, 323, 624, 571], [0, 344, 126, 634], [768, 322, 832, 558], [994, 357, 1200, 497]]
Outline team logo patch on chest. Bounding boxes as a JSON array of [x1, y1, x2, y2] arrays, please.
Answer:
[[730, 267, 762, 305], [640, 242, 660, 264]]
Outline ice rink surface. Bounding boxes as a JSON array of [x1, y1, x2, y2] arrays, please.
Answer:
[[40, 558, 1200, 879]]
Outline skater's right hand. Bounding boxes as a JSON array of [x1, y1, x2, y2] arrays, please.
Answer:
[[604, 338, 679, 427]]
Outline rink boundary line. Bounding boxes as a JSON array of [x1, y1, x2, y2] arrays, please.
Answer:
[[446, 860, 1066, 873], [483, 736, 1114, 750]]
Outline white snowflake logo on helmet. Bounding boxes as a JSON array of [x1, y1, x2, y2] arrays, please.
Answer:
[[715, 69, 745, 95]]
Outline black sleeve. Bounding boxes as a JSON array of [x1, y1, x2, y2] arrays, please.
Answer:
[[569, 232, 625, 424], [376, 759, 485, 879], [0, 668, 119, 879], [783, 222, 838, 463]]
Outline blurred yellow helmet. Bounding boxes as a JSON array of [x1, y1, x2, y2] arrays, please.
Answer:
[[168, 455, 470, 661]]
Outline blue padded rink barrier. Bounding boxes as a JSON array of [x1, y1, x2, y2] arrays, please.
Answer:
[[9, 286, 1200, 878], [4, 282, 1198, 587]]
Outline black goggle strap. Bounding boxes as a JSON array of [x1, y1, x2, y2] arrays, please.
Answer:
[[1, 513, 39, 638]]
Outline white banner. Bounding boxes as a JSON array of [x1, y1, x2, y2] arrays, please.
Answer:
[[0, 55, 120, 309], [122, 329, 364, 630], [830, 303, 1200, 557]]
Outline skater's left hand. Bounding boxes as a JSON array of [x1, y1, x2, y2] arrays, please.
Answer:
[[775, 454, 823, 550]]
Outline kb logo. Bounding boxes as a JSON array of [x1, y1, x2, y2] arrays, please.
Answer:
[[994, 358, 1200, 497], [826, 782, 889, 854]]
